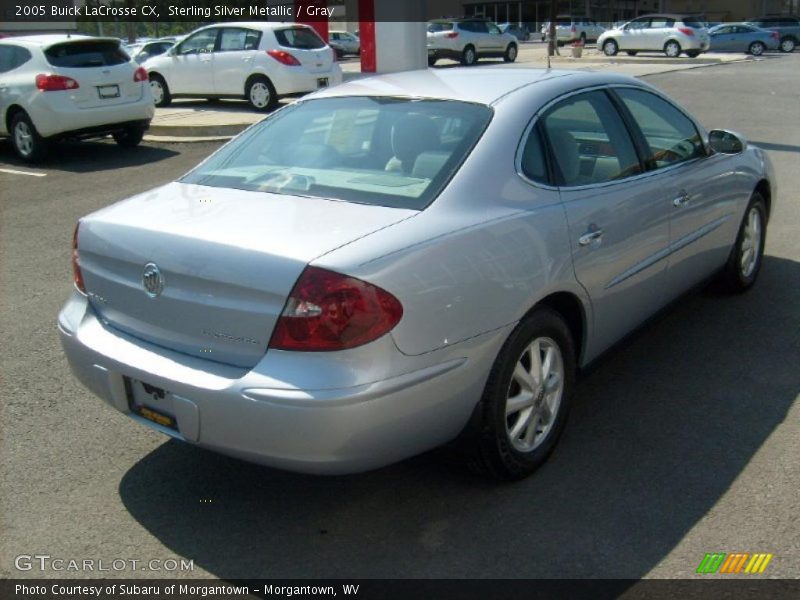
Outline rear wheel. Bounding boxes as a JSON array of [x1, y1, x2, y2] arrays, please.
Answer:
[[779, 36, 796, 53], [603, 39, 619, 56], [686, 50, 701, 58], [10, 111, 49, 163], [626, 50, 638, 56], [664, 40, 682, 58], [461, 45, 477, 66], [112, 126, 146, 148], [149, 74, 171, 107], [246, 75, 277, 112], [428, 56, 437, 67], [719, 193, 767, 292], [468, 308, 576, 480], [504, 43, 518, 63]]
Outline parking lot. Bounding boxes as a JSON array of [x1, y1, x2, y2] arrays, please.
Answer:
[[1, 53, 799, 580]]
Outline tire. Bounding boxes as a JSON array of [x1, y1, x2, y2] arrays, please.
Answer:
[[779, 37, 795, 53], [461, 45, 477, 66], [686, 50, 701, 58], [112, 126, 145, 148], [603, 39, 619, 56], [334, 48, 344, 60], [10, 111, 49, 163], [246, 75, 277, 112], [664, 40, 682, 58], [580, 33, 586, 44], [149, 74, 171, 107], [428, 56, 437, 67], [718, 193, 767, 293], [468, 308, 576, 480], [504, 43, 518, 63], [626, 50, 638, 56]]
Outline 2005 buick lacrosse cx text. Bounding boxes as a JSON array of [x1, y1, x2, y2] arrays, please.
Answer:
[[59, 68, 774, 480]]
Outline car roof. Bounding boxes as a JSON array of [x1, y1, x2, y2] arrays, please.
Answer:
[[0, 34, 107, 47], [311, 68, 642, 106], [199, 21, 315, 31]]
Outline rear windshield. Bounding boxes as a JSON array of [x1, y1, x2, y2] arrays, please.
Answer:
[[556, 17, 572, 25], [274, 27, 326, 50], [182, 97, 493, 210], [681, 18, 705, 28], [45, 40, 129, 68], [427, 22, 454, 32]]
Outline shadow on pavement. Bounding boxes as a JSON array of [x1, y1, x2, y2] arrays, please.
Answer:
[[119, 255, 800, 579], [0, 139, 180, 173], [749, 141, 800, 154]]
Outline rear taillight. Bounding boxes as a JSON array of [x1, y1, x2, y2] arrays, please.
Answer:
[[678, 27, 695, 36], [445, 31, 459, 39], [771, 31, 780, 40], [571, 25, 576, 33], [72, 223, 86, 294], [267, 49, 301, 66], [133, 66, 148, 82], [270, 266, 403, 351], [36, 74, 79, 91]]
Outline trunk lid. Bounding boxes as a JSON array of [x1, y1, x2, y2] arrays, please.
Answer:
[[78, 182, 415, 368]]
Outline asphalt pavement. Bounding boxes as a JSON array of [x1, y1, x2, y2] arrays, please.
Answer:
[[1, 54, 798, 580]]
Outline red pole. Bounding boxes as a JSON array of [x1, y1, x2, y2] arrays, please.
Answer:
[[359, 0, 376, 73]]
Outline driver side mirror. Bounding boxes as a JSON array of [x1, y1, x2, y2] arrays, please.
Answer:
[[708, 129, 746, 154]]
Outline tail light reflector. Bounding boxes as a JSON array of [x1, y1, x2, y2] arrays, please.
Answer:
[[678, 27, 695, 36], [36, 74, 79, 91], [72, 223, 86, 294], [771, 31, 780, 40], [445, 31, 459, 39], [133, 66, 148, 82], [270, 266, 403, 351], [267, 49, 301, 66]]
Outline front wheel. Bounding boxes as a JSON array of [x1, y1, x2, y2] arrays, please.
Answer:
[[246, 76, 277, 112], [468, 308, 576, 480], [112, 126, 146, 148], [504, 43, 518, 63], [719, 194, 767, 292], [602, 39, 619, 56], [748, 42, 766, 56], [10, 112, 49, 162], [664, 40, 682, 58], [779, 37, 796, 53], [461, 45, 477, 66]]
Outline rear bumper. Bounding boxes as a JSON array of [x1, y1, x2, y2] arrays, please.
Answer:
[[48, 119, 151, 141], [271, 64, 343, 97], [58, 291, 501, 474], [27, 94, 155, 138], [427, 48, 464, 61]]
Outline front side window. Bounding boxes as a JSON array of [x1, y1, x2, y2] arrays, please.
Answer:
[[274, 27, 326, 50], [178, 29, 218, 55], [541, 91, 641, 186], [615, 88, 704, 169], [182, 97, 493, 210], [626, 18, 650, 30]]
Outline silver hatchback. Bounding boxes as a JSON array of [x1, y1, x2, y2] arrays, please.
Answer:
[[60, 69, 775, 479]]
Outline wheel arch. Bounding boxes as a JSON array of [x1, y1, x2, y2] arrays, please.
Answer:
[[528, 291, 587, 366], [4, 104, 28, 135], [754, 178, 772, 221], [244, 71, 273, 94]]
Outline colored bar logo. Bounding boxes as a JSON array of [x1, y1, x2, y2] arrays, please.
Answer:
[[696, 552, 773, 574]]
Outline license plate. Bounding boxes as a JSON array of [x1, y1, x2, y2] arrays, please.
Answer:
[[317, 77, 329, 88], [97, 84, 120, 99], [126, 378, 178, 430]]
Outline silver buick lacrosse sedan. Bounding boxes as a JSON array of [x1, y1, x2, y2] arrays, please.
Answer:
[[59, 69, 775, 479]]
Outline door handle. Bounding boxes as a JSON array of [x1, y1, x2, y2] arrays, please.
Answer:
[[578, 228, 604, 246], [673, 191, 690, 207]]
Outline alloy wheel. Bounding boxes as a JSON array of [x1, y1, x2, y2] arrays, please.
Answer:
[[665, 41, 681, 58], [14, 120, 34, 157], [249, 82, 271, 109], [740, 206, 763, 278]]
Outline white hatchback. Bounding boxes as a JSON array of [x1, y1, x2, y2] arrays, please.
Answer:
[[144, 22, 343, 112], [598, 14, 710, 58], [0, 35, 154, 162]]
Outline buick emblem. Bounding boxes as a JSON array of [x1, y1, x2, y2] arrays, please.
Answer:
[[142, 262, 165, 298]]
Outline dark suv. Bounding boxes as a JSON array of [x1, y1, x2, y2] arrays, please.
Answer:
[[746, 15, 800, 52]]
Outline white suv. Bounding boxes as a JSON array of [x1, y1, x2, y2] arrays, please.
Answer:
[[427, 19, 518, 66], [597, 14, 710, 58], [542, 16, 606, 44], [144, 22, 342, 112], [0, 35, 154, 162]]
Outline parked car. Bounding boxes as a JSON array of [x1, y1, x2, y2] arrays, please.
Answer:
[[745, 15, 800, 52], [598, 14, 710, 57], [125, 39, 175, 64], [427, 18, 518, 66], [60, 68, 774, 480], [541, 15, 606, 44], [708, 23, 780, 56], [144, 22, 343, 112], [328, 30, 360, 58], [498, 23, 530, 42], [0, 35, 153, 162]]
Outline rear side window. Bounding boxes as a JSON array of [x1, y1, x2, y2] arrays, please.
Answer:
[[650, 18, 676, 28], [520, 127, 548, 184], [219, 28, 261, 52], [541, 91, 641, 186], [0, 45, 32, 73], [274, 27, 326, 50], [615, 88, 704, 169], [45, 40, 129, 68]]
